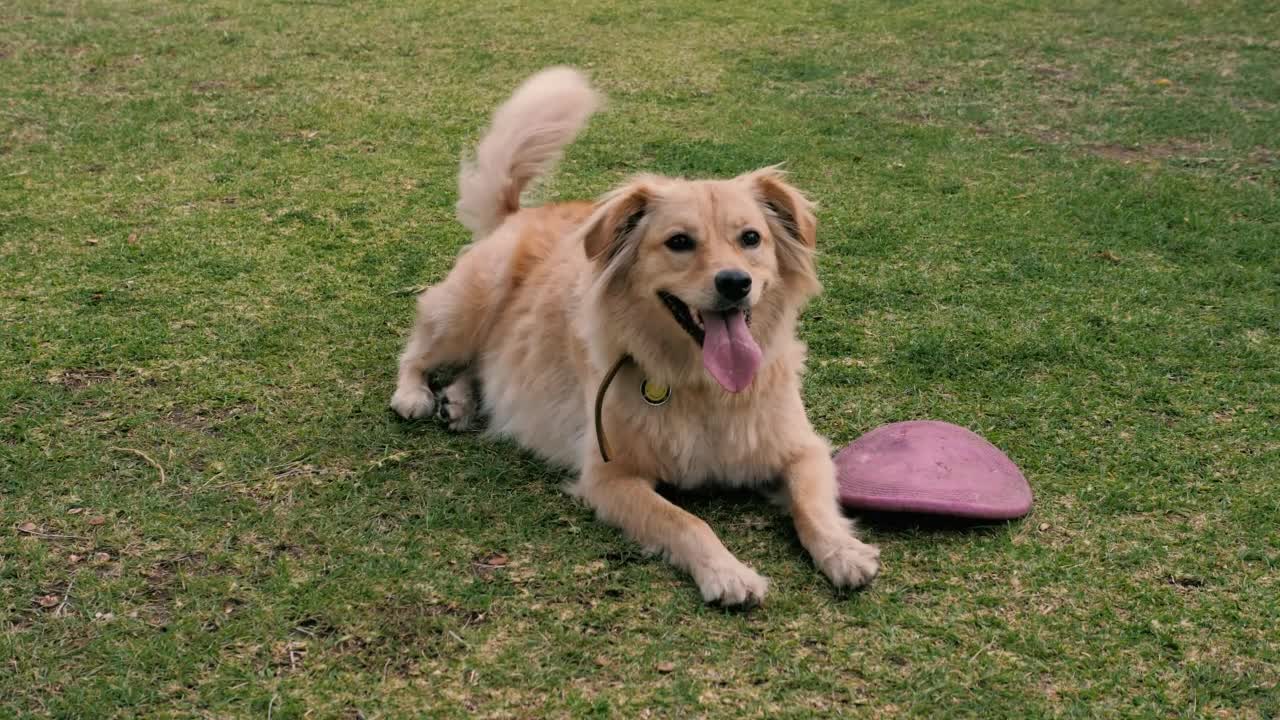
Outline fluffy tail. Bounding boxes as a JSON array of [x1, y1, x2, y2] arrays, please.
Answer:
[[456, 67, 601, 237]]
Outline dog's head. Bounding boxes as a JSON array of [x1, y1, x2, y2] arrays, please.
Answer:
[[582, 167, 819, 393]]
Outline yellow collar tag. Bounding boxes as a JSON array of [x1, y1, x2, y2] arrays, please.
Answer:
[[640, 379, 670, 406]]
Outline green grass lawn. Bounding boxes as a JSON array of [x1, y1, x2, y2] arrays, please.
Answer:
[[2, 0, 1278, 717]]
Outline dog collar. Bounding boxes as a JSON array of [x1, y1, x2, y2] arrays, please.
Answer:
[[594, 354, 632, 463], [641, 379, 670, 406], [595, 354, 669, 462]]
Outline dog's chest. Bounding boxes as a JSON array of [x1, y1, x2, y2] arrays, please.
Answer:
[[617, 383, 804, 489]]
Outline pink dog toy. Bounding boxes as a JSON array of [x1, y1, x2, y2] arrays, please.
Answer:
[[834, 420, 1032, 520]]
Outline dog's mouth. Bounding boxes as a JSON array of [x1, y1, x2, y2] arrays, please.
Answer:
[[657, 291, 761, 394], [659, 291, 706, 345], [657, 291, 755, 346]]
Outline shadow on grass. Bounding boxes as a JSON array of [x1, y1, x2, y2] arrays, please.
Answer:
[[662, 484, 1015, 541], [854, 511, 1020, 537]]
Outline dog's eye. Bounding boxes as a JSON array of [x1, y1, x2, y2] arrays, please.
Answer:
[[740, 230, 761, 248], [664, 233, 695, 252]]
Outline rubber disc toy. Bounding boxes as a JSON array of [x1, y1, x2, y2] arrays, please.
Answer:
[[834, 420, 1032, 520]]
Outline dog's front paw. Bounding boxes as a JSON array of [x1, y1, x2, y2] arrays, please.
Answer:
[[814, 536, 881, 589], [694, 556, 769, 607], [390, 384, 436, 420]]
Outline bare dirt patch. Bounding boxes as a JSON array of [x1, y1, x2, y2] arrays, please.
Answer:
[[47, 368, 120, 389], [1030, 63, 1076, 82], [165, 402, 257, 435], [1084, 139, 1210, 163], [190, 80, 228, 94], [327, 596, 491, 676]]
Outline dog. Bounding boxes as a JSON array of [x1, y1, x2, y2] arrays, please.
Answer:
[[391, 67, 880, 605]]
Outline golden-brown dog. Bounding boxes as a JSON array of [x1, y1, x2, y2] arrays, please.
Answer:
[[391, 67, 879, 605]]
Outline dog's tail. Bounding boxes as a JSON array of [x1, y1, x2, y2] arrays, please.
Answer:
[[456, 67, 601, 237]]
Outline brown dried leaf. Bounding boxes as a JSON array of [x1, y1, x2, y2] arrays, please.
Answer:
[[67, 507, 84, 515], [93, 552, 111, 563], [37, 594, 60, 608], [86, 516, 106, 526], [471, 552, 510, 580], [17, 522, 38, 534], [656, 661, 676, 673]]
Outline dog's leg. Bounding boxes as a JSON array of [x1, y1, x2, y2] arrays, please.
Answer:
[[575, 464, 768, 606], [391, 280, 484, 420], [391, 327, 439, 419], [436, 368, 480, 431], [784, 443, 881, 589]]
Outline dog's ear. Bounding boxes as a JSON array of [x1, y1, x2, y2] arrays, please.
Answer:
[[747, 166, 816, 249], [745, 167, 820, 295], [583, 181, 651, 262]]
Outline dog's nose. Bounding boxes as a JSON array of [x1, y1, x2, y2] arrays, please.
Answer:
[[714, 269, 752, 302]]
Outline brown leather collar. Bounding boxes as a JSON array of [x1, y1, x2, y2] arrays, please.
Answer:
[[593, 354, 634, 462]]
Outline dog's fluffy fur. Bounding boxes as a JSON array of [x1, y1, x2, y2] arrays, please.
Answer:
[[391, 67, 879, 605]]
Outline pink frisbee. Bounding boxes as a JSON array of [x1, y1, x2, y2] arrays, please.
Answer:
[[835, 421, 1032, 520]]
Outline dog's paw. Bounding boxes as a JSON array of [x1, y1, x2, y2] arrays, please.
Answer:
[[390, 384, 436, 420], [437, 379, 477, 431], [694, 556, 769, 607], [814, 536, 881, 589]]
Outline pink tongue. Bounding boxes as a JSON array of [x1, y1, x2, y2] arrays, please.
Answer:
[[701, 309, 763, 393]]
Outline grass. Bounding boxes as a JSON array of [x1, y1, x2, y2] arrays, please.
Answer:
[[2, 0, 1277, 717]]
